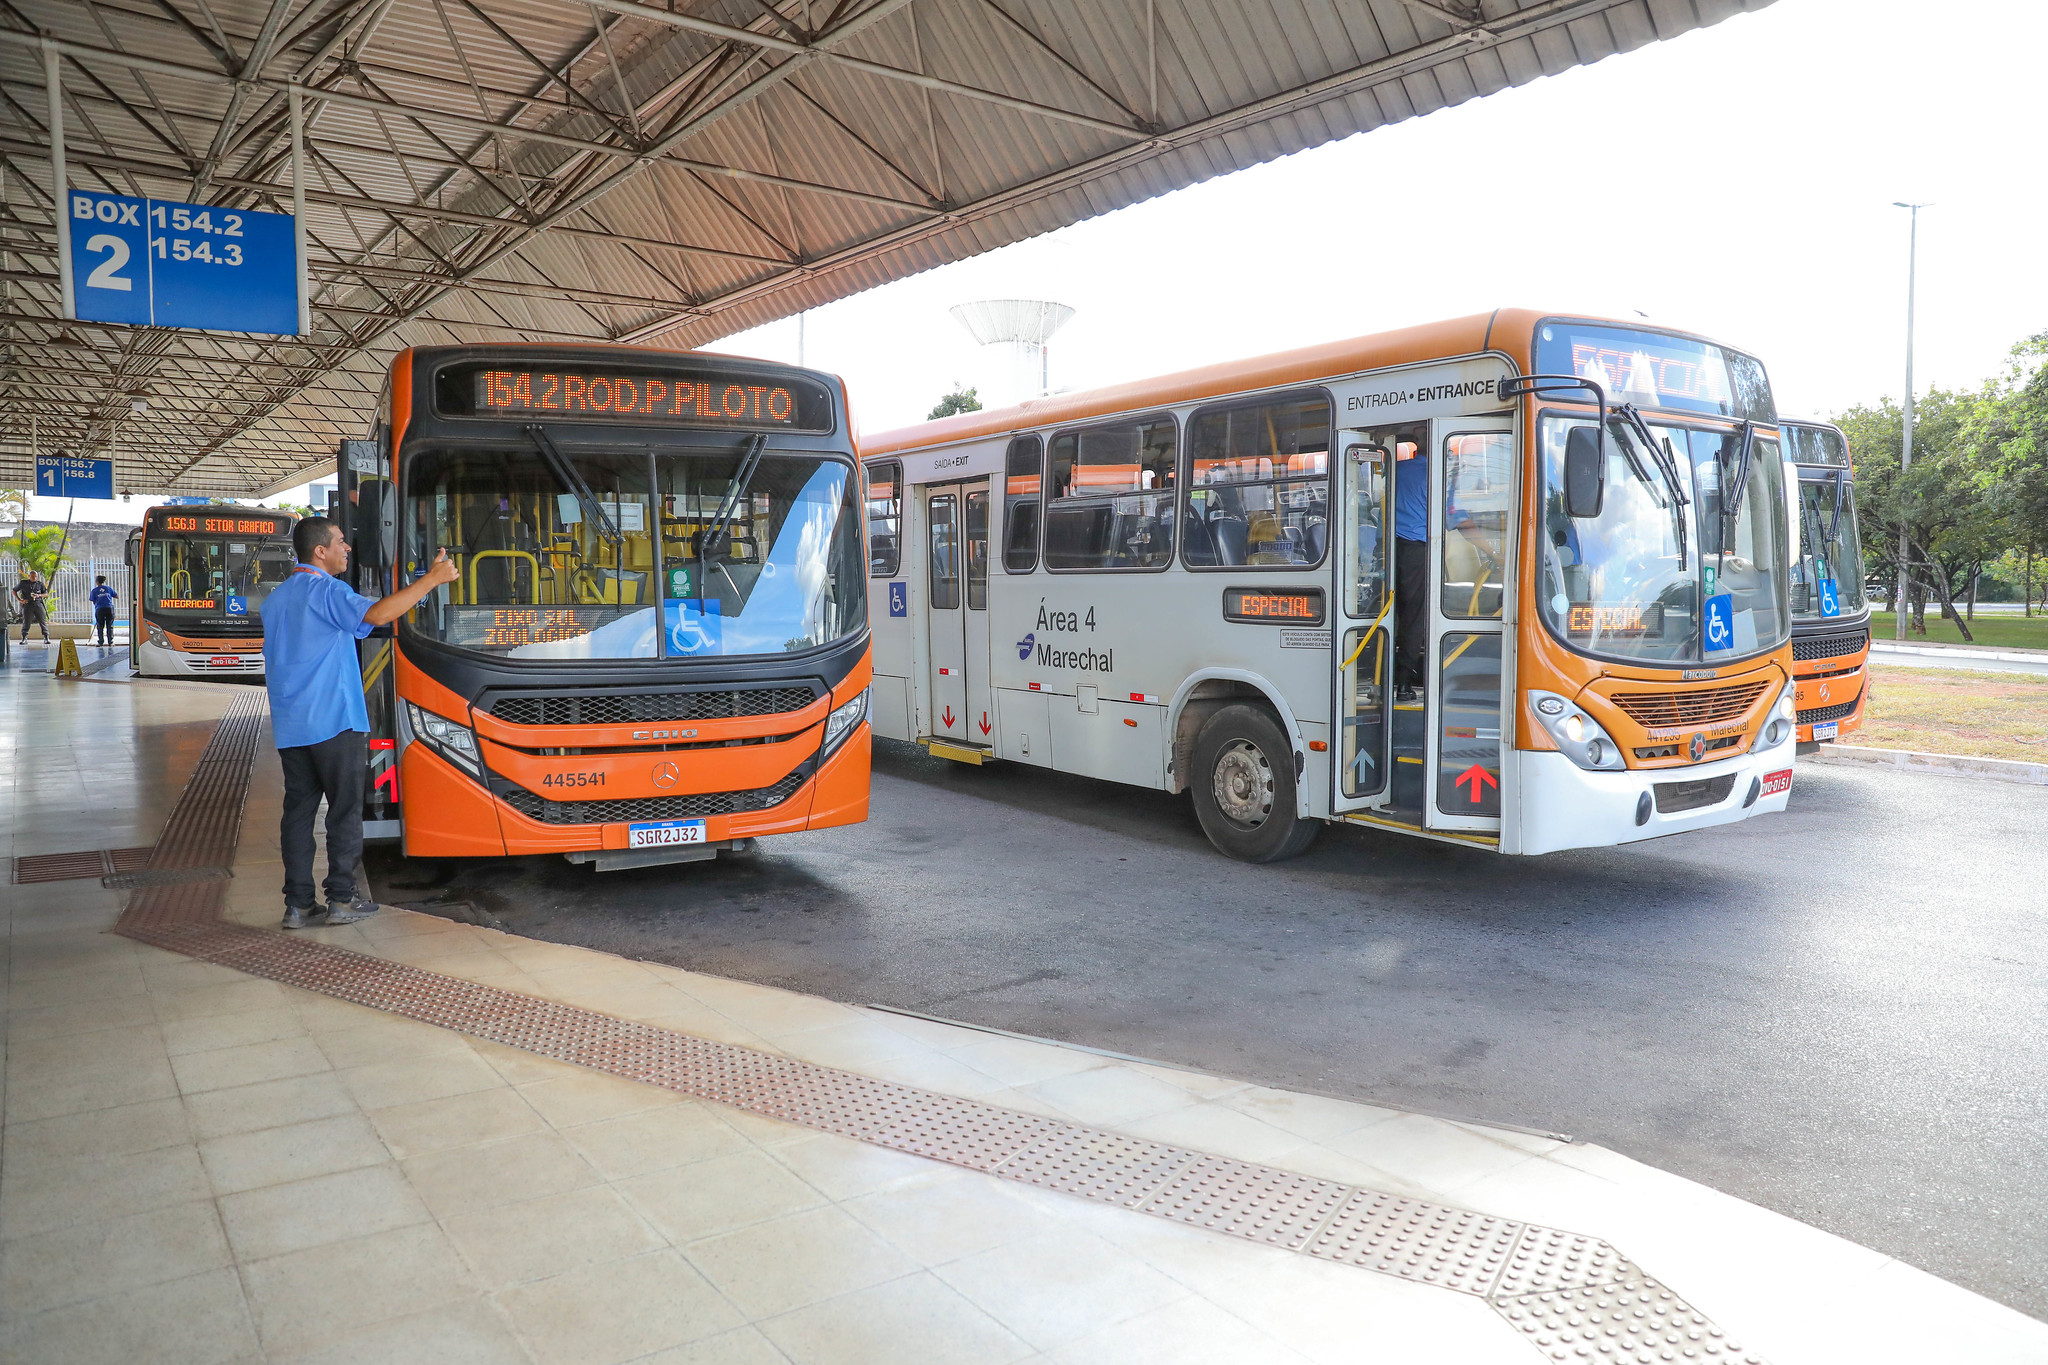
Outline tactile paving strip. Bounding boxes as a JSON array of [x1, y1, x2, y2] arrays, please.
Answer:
[[112, 693, 1768, 1364]]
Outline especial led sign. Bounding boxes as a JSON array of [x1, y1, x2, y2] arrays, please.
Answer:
[[435, 361, 833, 432], [1222, 586, 1326, 626]]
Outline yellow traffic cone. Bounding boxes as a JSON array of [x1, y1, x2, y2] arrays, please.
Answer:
[[54, 638, 83, 677]]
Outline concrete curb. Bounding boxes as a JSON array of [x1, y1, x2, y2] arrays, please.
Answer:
[[1813, 744, 2048, 786], [1870, 640, 2048, 666]]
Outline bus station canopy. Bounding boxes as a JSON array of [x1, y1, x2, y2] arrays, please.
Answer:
[[0, 0, 1771, 497]]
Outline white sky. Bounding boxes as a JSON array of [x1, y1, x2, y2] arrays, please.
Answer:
[[26, 0, 2044, 523]]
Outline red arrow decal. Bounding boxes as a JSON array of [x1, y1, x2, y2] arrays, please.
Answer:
[[979, 712, 991, 736], [372, 763, 400, 801], [942, 706, 955, 728], [1453, 763, 1497, 803]]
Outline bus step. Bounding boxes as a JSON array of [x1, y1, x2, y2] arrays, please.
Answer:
[[924, 739, 989, 766], [565, 842, 734, 872]]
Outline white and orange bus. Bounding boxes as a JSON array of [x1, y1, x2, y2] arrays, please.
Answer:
[[1780, 419, 1871, 748], [861, 311, 1798, 860], [124, 505, 297, 678], [342, 344, 873, 869]]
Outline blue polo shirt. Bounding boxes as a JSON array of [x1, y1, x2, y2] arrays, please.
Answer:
[[1394, 445, 1429, 542], [260, 566, 377, 749]]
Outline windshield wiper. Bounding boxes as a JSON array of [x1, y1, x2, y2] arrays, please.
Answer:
[[1613, 404, 1690, 570], [525, 424, 620, 545], [697, 432, 769, 585], [1827, 467, 1848, 546], [1720, 420, 1756, 533]]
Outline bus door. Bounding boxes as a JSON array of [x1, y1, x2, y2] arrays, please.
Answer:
[[924, 479, 991, 745], [1334, 438, 1393, 814], [1426, 423, 1514, 833]]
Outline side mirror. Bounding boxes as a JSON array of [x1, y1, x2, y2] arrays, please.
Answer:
[[1564, 426, 1605, 519]]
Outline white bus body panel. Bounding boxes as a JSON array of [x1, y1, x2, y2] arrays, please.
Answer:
[[1515, 739, 1794, 856]]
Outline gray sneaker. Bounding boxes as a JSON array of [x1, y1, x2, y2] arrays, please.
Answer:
[[323, 898, 379, 926], [281, 905, 326, 930]]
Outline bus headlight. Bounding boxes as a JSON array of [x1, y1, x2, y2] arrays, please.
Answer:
[[145, 621, 171, 649], [821, 687, 869, 755], [1750, 683, 1795, 753], [1527, 690, 1626, 772], [405, 701, 480, 776]]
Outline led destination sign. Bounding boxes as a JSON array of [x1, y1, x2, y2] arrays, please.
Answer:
[[437, 361, 833, 432], [156, 515, 287, 536], [1222, 587, 1326, 626]]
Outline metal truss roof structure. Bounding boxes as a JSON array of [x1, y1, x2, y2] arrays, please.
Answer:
[[0, 0, 1771, 496]]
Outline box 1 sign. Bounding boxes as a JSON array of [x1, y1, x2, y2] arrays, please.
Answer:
[[67, 191, 299, 335]]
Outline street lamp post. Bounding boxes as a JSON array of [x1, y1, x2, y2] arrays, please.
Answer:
[[1893, 201, 1929, 639]]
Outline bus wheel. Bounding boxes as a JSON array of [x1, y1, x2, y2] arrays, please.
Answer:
[[1191, 704, 1319, 863]]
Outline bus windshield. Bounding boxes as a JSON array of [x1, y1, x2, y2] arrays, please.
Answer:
[[404, 445, 865, 660], [145, 535, 295, 617], [1792, 473, 1867, 621], [1538, 415, 1790, 663]]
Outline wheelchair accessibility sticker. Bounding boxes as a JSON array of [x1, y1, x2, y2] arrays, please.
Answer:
[[1703, 592, 1734, 652], [225, 597, 248, 615], [1818, 577, 1840, 618], [888, 582, 907, 617]]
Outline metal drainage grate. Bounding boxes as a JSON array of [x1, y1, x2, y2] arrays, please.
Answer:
[[13, 846, 152, 883], [113, 693, 1768, 1365]]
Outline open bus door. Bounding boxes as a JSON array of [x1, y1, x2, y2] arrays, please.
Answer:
[[922, 478, 992, 751], [339, 436, 403, 841], [1426, 422, 1513, 837]]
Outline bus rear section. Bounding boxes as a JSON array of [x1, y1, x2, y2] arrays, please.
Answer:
[[349, 345, 872, 869], [861, 311, 1798, 862], [1781, 419, 1871, 748], [125, 507, 296, 679]]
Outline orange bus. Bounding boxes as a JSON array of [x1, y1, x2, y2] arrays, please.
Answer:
[[343, 345, 872, 869], [861, 311, 1797, 859], [1780, 418, 1870, 747], [124, 505, 296, 678]]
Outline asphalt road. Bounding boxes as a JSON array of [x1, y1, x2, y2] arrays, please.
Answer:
[[368, 741, 2048, 1320]]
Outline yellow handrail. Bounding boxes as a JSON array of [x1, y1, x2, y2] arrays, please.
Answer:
[[465, 550, 538, 602], [1341, 595, 1394, 672]]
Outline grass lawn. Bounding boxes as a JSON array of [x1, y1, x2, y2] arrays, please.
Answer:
[[1864, 610, 2048, 651], [1842, 664, 2048, 763]]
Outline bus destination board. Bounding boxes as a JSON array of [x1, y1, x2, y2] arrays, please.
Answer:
[[1222, 587, 1326, 626], [158, 514, 287, 536], [437, 361, 833, 432]]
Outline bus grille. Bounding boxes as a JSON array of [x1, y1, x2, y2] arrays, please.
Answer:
[[1792, 630, 1869, 662], [1798, 692, 1863, 725], [1608, 680, 1769, 729], [488, 688, 817, 727], [1653, 774, 1736, 814], [498, 771, 808, 826]]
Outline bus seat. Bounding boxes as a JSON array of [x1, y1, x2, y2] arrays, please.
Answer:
[[1181, 512, 1218, 565], [1305, 519, 1327, 562], [1212, 516, 1249, 565]]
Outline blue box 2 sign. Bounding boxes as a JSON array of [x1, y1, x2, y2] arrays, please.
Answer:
[[68, 191, 300, 335]]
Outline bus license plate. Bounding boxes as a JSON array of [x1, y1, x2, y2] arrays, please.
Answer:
[[209, 656, 242, 667], [628, 819, 706, 849], [1760, 769, 1793, 797], [1812, 721, 1839, 740]]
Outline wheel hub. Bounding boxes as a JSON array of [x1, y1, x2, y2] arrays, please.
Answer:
[[1212, 739, 1273, 828]]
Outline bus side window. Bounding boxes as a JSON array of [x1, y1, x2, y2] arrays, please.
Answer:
[[1044, 416, 1176, 571], [865, 461, 901, 577], [1003, 437, 1042, 573], [1182, 391, 1331, 569], [1441, 432, 1511, 619], [929, 494, 960, 609]]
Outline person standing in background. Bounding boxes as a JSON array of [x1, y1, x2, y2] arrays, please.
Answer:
[[1392, 438, 1429, 701], [90, 575, 118, 646], [14, 568, 49, 644]]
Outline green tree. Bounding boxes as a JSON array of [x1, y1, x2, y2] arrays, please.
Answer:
[[5, 524, 73, 579], [927, 386, 982, 421], [0, 489, 27, 530], [1837, 387, 2008, 640], [1963, 332, 2048, 612]]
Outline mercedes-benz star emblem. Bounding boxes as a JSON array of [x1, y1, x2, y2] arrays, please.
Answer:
[[1688, 732, 1706, 763], [652, 761, 680, 789]]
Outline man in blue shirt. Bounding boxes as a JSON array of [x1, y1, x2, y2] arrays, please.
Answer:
[[1392, 437, 1429, 699], [263, 517, 457, 929], [89, 575, 118, 646]]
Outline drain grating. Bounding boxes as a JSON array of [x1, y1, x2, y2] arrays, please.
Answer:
[[12, 846, 154, 884], [110, 693, 1766, 1364]]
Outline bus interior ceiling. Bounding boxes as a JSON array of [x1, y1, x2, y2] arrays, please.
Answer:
[[0, 0, 1773, 497]]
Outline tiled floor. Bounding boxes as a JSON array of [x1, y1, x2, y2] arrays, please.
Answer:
[[5, 667, 2046, 1364]]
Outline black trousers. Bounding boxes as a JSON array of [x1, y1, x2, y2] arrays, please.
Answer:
[[1395, 537, 1429, 687], [19, 604, 48, 641], [95, 607, 115, 645], [280, 731, 368, 909]]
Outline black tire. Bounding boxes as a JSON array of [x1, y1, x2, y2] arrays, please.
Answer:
[[1190, 703, 1321, 863]]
